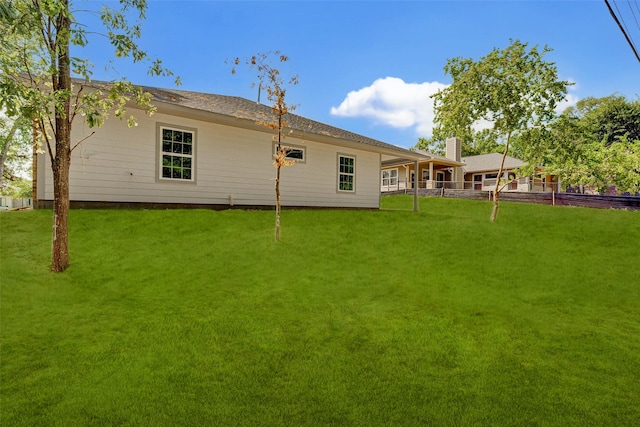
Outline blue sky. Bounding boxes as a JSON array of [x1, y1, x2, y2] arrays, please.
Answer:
[[77, 0, 639, 148]]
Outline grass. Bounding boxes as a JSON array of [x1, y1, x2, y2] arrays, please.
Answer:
[[1, 196, 639, 425]]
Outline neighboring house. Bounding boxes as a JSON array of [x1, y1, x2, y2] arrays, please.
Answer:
[[381, 138, 464, 191], [462, 153, 559, 192], [0, 196, 33, 210], [34, 82, 422, 209], [462, 153, 526, 191], [381, 137, 560, 193]]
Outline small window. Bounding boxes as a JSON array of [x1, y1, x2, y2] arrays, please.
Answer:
[[273, 143, 305, 163], [485, 173, 498, 179], [158, 125, 195, 182], [338, 154, 355, 192], [422, 169, 430, 181]]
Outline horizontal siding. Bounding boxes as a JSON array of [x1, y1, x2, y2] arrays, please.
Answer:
[[39, 109, 382, 208]]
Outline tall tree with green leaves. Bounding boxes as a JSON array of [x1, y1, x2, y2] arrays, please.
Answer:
[[231, 51, 298, 241], [0, 113, 32, 191], [541, 96, 640, 194], [432, 39, 571, 220], [563, 95, 640, 145], [0, 0, 177, 272]]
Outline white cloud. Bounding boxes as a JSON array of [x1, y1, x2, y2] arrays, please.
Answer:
[[556, 93, 579, 114], [330, 77, 581, 137], [330, 77, 447, 137]]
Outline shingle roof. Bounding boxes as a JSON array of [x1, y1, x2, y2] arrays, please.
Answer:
[[461, 153, 525, 173], [80, 80, 418, 158], [413, 149, 465, 166]]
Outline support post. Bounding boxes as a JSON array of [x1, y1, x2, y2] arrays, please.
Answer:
[[414, 160, 419, 212]]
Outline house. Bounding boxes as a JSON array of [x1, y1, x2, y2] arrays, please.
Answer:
[[380, 137, 560, 193], [34, 82, 422, 210], [462, 153, 559, 192], [381, 137, 465, 191]]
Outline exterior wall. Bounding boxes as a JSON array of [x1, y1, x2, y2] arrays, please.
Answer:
[[37, 109, 382, 208]]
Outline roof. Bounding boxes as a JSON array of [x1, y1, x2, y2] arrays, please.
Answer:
[[461, 153, 525, 173], [413, 149, 465, 166], [79, 79, 420, 160]]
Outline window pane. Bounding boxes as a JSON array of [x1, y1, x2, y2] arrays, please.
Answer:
[[160, 128, 194, 181], [287, 149, 303, 159], [162, 141, 172, 153]]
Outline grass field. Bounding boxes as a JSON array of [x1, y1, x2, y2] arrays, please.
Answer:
[[1, 196, 639, 425]]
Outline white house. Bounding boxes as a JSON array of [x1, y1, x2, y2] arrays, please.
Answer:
[[34, 82, 422, 209]]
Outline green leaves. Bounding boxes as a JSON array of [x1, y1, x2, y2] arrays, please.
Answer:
[[433, 40, 571, 143]]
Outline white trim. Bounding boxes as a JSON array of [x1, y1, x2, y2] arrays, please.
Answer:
[[337, 153, 356, 193], [156, 123, 197, 184]]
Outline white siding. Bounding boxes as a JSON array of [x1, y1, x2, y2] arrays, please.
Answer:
[[38, 108, 382, 208]]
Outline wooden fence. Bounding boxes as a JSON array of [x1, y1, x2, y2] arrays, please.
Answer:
[[383, 189, 640, 210]]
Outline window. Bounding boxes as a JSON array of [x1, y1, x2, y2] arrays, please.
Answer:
[[273, 143, 305, 163], [159, 125, 195, 181], [382, 169, 398, 186], [338, 154, 355, 192], [422, 169, 430, 181], [485, 173, 498, 179]]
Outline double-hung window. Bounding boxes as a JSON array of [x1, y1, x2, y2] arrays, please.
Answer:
[[338, 154, 355, 192], [159, 125, 195, 181]]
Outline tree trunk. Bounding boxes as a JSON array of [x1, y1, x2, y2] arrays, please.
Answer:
[[490, 132, 512, 222], [51, 6, 72, 272], [490, 189, 500, 221], [275, 163, 281, 241], [51, 151, 70, 272]]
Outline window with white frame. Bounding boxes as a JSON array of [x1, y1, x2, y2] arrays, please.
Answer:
[[338, 154, 355, 192], [382, 169, 398, 186], [159, 126, 195, 181], [273, 143, 305, 163]]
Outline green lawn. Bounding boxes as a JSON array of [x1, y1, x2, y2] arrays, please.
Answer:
[[1, 196, 639, 425]]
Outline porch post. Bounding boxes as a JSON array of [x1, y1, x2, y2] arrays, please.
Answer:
[[429, 162, 434, 189], [414, 160, 419, 212]]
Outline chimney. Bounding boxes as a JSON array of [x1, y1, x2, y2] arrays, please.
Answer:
[[446, 137, 461, 162]]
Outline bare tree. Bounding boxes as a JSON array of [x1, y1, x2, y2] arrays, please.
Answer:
[[231, 51, 299, 240]]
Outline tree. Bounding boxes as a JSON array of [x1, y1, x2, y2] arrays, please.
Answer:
[[1, 0, 177, 272], [541, 96, 640, 194], [432, 39, 571, 221], [414, 130, 503, 157], [0, 113, 32, 192], [230, 51, 298, 241], [564, 95, 640, 145]]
